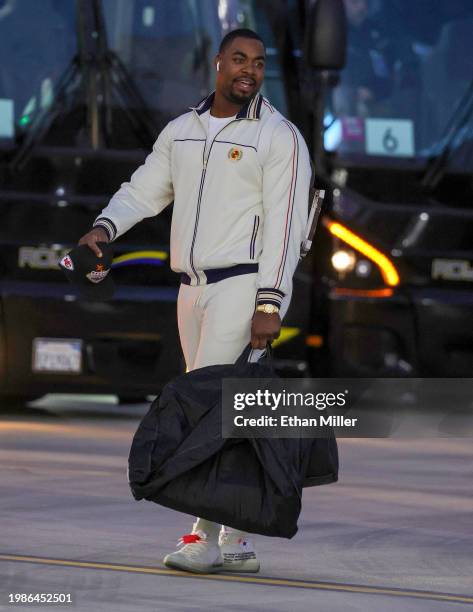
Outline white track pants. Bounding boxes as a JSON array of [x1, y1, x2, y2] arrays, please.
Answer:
[[177, 272, 292, 371]]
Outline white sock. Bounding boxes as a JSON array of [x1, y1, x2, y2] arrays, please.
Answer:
[[220, 525, 251, 539], [193, 517, 220, 541]]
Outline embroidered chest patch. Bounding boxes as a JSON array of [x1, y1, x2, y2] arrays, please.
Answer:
[[228, 147, 243, 161]]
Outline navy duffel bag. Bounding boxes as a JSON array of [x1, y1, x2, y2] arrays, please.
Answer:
[[128, 345, 338, 538]]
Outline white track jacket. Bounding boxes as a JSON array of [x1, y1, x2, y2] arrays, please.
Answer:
[[93, 91, 312, 308]]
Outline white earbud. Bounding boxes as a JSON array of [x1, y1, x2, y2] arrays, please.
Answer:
[[216, 61, 220, 72]]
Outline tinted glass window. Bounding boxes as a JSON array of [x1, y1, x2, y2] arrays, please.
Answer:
[[325, 0, 473, 167], [0, 0, 76, 140], [101, 0, 222, 124]]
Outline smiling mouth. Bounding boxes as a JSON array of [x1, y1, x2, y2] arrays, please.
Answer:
[[234, 78, 255, 91]]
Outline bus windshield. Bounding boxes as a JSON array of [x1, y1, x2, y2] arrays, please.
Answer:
[[101, 0, 287, 123], [0, 0, 77, 140], [0, 0, 287, 149], [325, 0, 473, 171], [101, 0, 222, 127]]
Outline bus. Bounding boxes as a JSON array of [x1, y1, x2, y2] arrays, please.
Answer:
[[300, 0, 473, 377], [2, 0, 471, 405], [0, 0, 311, 404]]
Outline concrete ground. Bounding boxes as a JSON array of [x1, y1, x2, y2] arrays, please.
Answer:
[[0, 394, 472, 611]]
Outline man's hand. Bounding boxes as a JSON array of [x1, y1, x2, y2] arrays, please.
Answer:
[[251, 311, 281, 349], [78, 227, 110, 257]]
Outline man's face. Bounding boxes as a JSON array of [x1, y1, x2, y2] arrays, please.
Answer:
[[215, 37, 265, 105], [344, 0, 369, 27]]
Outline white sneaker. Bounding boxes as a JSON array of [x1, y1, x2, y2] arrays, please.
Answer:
[[163, 529, 223, 574], [219, 531, 260, 573]]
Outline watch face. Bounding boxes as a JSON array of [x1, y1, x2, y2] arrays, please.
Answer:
[[257, 304, 278, 314]]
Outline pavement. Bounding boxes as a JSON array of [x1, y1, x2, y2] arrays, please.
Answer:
[[0, 394, 472, 611]]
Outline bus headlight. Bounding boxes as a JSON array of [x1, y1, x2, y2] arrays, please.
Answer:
[[331, 250, 356, 274], [323, 218, 400, 288]]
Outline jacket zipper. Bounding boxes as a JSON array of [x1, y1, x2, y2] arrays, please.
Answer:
[[188, 117, 241, 285]]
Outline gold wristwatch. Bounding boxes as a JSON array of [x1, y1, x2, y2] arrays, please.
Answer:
[[256, 303, 280, 315]]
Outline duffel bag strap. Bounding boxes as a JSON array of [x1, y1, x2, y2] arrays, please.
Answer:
[[235, 341, 274, 368]]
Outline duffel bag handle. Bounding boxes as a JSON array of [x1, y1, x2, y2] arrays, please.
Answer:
[[235, 341, 274, 368]]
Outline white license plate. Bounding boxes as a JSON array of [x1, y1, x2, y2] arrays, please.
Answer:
[[32, 338, 82, 374]]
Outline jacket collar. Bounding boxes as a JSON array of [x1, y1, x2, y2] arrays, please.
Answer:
[[189, 91, 263, 120]]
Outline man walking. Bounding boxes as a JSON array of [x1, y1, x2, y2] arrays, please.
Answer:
[[79, 28, 312, 574]]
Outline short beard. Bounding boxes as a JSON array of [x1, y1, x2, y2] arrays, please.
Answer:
[[224, 88, 255, 106]]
